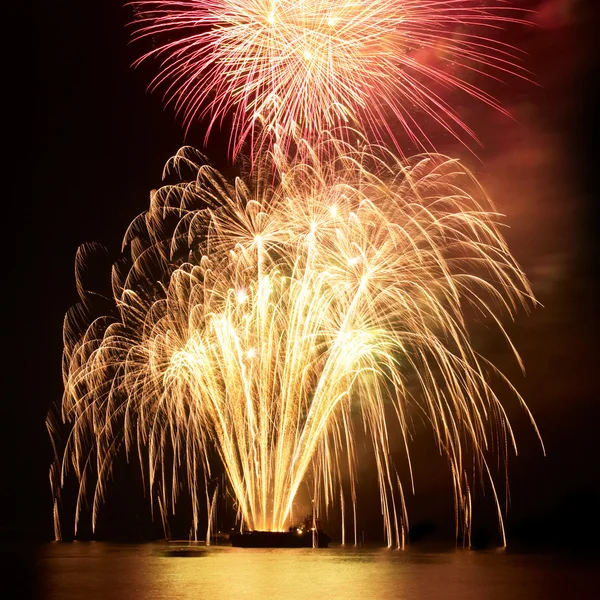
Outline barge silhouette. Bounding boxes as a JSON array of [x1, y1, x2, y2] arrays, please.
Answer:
[[230, 516, 331, 548]]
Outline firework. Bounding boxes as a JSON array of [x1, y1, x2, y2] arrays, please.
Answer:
[[131, 1, 528, 156], [49, 143, 541, 545]]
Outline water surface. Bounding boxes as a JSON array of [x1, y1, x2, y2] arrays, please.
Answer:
[[21, 542, 597, 599]]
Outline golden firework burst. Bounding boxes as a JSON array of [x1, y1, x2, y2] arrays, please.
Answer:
[[49, 142, 541, 545]]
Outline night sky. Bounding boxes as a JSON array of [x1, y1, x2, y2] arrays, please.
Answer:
[[5, 0, 598, 545]]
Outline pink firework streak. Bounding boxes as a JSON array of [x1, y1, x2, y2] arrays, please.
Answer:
[[131, 1, 531, 156]]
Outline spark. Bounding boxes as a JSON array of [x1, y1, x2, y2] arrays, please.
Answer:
[[49, 142, 541, 545]]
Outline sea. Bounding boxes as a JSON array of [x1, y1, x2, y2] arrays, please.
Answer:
[[7, 541, 598, 600]]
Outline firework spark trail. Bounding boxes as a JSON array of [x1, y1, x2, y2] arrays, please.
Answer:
[[130, 1, 530, 157], [49, 142, 541, 544]]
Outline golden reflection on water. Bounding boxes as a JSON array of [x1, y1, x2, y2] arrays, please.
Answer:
[[37, 542, 596, 600]]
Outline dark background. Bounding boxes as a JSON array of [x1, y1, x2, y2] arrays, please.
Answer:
[[4, 0, 598, 548]]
